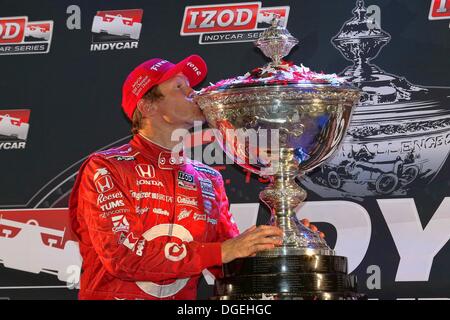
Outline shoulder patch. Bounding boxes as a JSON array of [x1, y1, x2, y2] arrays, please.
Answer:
[[191, 162, 219, 176], [95, 144, 135, 159], [107, 154, 138, 161]]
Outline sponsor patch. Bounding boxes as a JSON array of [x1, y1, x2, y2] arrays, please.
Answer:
[[164, 242, 187, 262], [194, 213, 207, 221], [207, 217, 217, 225], [203, 199, 213, 213], [135, 239, 145, 256], [137, 179, 164, 187], [177, 171, 197, 191], [192, 164, 218, 176], [135, 206, 149, 215], [122, 232, 139, 250], [100, 208, 130, 219], [111, 214, 130, 233], [115, 155, 135, 161], [177, 208, 192, 221], [97, 191, 123, 205], [130, 191, 173, 202], [135, 164, 156, 179], [153, 208, 169, 216], [199, 178, 215, 199], [93, 168, 115, 193], [176, 195, 199, 208], [100, 199, 125, 212]]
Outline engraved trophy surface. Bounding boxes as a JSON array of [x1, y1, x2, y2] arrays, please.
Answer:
[[196, 18, 363, 300]]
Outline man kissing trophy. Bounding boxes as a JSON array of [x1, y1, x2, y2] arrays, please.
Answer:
[[195, 17, 363, 300]]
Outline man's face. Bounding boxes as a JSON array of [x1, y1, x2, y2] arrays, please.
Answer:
[[155, 73, 205, 128]]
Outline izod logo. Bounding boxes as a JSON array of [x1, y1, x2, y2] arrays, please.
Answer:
[[180, 2, 290, 45], [0, 16, 53, 55], [0, 17, 26, 43], [181, 3, 260, 35]]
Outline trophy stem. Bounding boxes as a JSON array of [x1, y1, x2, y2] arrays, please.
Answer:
[[259, 154, 334, 256]]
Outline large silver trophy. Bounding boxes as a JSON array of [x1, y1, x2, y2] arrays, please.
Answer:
[[196, 18, 362, 300]]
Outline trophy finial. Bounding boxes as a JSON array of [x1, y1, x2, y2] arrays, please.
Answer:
[[254, 16, 298, 66]]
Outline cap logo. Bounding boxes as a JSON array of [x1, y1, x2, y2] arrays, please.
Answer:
[[186, 61, 202, 76], [132, 75, 151, 96], [150, 60, 168, 71]]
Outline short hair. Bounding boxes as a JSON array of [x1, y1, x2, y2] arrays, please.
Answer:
[[131, 85, 164, 135]]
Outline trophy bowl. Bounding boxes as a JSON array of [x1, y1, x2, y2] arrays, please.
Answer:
[[196, 83, 360, 255], [197, 84, 360, 174], [196, 18, 363, 300]]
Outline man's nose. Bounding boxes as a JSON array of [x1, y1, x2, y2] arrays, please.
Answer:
[[186, 88, 195, 99]]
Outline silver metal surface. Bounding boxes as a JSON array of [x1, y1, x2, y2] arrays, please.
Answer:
[[254, 17, 299, 66], [196, 17, 361, 255]]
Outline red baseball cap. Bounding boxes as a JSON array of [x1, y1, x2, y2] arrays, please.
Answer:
[[121, 55, 208, 120]]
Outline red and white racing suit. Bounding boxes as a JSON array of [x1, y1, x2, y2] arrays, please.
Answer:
[[69, 133, 239, 300]]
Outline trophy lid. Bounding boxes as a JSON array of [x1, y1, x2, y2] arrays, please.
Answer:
[[254, 17, 299, 67], [200, 61, 350, 92], [200, 17, 352, 93]]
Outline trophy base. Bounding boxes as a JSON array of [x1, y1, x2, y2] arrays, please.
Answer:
[[256, 246, 335, 257], [213, 254, 365, 300]]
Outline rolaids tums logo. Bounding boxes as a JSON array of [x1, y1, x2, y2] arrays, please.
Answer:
[[90, 9, 143, 51], [0, 109, 31, 150], [429, 0, 450, 20], [0, 17, 53, 55], [180, 2, 290, 45]]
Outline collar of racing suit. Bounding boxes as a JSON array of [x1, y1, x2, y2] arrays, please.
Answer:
[[131, 133, 186, 170]]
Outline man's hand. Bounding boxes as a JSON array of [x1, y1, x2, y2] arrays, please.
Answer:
[[221, 225, 283, 264], [221, 220, 325, 264], [300, 218, 325, 239]]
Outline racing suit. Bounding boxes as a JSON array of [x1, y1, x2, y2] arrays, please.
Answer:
[[69, 133, 239, 300]]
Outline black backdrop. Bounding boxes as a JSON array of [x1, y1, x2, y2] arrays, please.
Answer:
[[0, 0, 449, 300]]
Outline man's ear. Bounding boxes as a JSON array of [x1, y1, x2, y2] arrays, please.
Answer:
[[137, 98, 157, 117]]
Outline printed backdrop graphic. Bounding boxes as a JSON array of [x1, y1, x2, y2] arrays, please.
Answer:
[[0, 0, 449, 300]]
